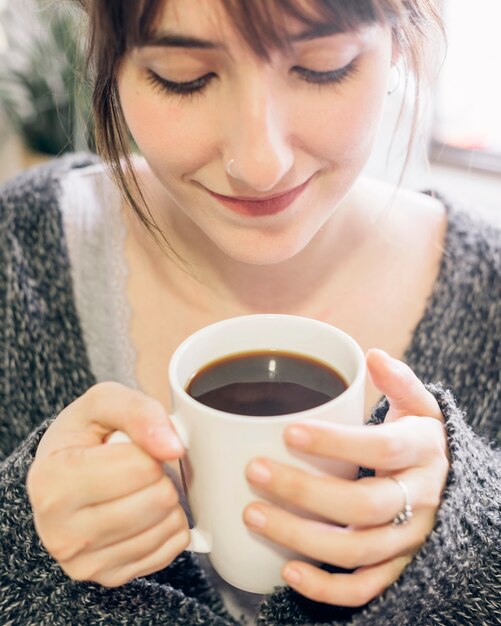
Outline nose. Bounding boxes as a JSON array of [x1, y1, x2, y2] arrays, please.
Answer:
[[223, 79, 294, 192]]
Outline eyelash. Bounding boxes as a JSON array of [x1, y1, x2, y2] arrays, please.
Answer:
[[146, 71, 217, 99], [293, 62, 358, 86], [145, 60, 358, 99]]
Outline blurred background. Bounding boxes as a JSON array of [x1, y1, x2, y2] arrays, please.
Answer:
[[0, 0, 499, 225]]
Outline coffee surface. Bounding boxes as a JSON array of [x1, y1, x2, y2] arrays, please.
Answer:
[[186, 351, 347, 416]]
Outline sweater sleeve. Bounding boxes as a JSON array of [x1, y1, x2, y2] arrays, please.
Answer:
[[0, 158, 239, 625], [0, 417, 243, 626], [255, 384, 501, 626]]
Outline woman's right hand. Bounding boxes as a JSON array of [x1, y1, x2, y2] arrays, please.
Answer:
[[26, 382, 189, 587]]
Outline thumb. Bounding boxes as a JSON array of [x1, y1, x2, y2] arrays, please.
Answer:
[[366, 348, 442, 421], [95, 390, 185, 463], [41, 383, 185, 463]]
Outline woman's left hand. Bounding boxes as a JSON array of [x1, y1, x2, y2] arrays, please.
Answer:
[[243, 348, 450, 608]]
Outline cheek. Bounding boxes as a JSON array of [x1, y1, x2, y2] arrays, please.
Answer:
[[305, 95, 385, 168], [119, 81, 216, 177], [297, 71, 389, 170]]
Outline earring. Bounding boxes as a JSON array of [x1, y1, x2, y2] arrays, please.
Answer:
[[387, 64, 401, 95], [226, 158, 236, 177]]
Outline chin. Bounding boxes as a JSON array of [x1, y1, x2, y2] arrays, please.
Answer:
[[213, 231, 315, 266]]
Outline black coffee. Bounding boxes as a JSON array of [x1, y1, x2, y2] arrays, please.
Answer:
[[186, 350, 347, 416]]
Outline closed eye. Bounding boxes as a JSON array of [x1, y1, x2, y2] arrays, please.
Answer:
[[291, 59, 358, 85], [145, 58, 358, 99], [145, 70, 216, 97]]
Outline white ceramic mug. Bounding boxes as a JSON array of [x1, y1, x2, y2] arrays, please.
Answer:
[[110, 314, 365, 594]]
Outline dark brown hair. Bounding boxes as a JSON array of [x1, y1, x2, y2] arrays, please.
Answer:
[[74, 0, 443, 254]]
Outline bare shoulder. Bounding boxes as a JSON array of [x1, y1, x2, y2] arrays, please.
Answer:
[[396, 185, 446, 223], [351, 177, 447, 247]]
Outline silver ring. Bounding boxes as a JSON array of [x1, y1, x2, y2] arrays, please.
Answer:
[[388, 476, 413, 525]]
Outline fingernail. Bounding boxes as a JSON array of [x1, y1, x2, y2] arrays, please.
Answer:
[[244, 506, 267, 528], [148, 425, 183, 453], [283, 566, 302, 585], [285, 426, 311, 448], [247, 461, 272, 483]]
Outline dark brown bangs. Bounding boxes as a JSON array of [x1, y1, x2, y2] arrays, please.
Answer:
[[129, 0, 400, 60], [218, 0, 389, 59]]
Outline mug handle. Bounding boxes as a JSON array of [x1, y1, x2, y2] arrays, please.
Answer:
[[106, 426, 211, 554]]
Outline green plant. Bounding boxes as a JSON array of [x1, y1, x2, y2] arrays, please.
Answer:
[[0, 0, 93, 155]]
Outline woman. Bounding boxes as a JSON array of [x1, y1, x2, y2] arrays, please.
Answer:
[[0, 1, 499, 624]]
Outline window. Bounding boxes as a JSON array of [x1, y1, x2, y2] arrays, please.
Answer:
[[430, 1, 501, 173]]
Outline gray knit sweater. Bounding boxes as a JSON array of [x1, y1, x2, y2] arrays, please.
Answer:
[[0, 155, 500, 626]]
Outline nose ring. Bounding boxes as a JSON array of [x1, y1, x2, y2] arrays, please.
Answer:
[[226, 158, 236, 178]]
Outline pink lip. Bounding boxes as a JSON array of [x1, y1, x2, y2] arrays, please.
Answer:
[[207, 177, 312, 217]]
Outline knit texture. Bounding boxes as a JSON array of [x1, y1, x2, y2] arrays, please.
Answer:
[[0, 155, 500, 625]]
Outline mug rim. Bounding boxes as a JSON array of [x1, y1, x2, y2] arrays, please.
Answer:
[[168, 314, 366, 423]]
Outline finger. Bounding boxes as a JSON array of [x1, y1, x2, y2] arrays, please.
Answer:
[[61, 507, 189, 587], [43, 442, 169, 509], [40, 382, 183, 462], [115, 528, 190, 586], [243, 501, 431, 569], [366, 349, 443, 421], [98, 519, 190, 587], [283, 414, 447, 470], [248, 459, 387, 526], [246, 459, 438, 526], [281, 555, 412, 607], [69, 476, 181, 555]]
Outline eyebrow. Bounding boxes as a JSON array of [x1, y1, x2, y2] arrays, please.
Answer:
[[140, 23, 344, 50], [142, 33, 223, 50]]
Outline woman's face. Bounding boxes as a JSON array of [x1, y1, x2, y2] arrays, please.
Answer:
[[118, 0, 395, 265]]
